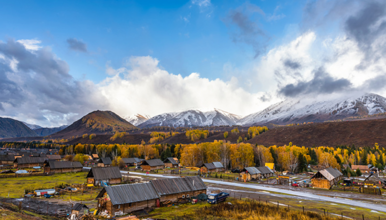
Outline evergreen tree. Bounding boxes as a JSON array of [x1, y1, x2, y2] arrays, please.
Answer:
[[297, 153, 307, 173], [356, 168, 362, 177], [361, 151, 368, 165]]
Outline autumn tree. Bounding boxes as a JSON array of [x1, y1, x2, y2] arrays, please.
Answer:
[[224, 132, 228, 139]]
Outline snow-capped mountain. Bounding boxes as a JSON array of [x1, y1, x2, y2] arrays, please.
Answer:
[[125, 114, 150, 126], [239, 93, 386, 126], [138, 109, 241, 128]]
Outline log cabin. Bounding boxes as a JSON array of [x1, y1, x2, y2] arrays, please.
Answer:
[[351, 165, 371, 174], [141, 159, 164, 171], [0, 155, 16, 165], [200, 162, 225, 173], [96, 182, 159, 217], [44, 161, 83, 174], [311, 167, 343, 189], [98, 157, 112, 167], [121, 158, 143, 167], [87, 166, 122, 186], [151, 176, 207, 202], [14, 157, 47, 168], [256, 166, 275, 178], [240, 167, 261, 181], [163, 157, 179, 168], [71, 203, 88, 216], [46, 155, 62, 161]]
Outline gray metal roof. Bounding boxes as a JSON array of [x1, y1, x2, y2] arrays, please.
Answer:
[[72, 203, 88, 211], [99, 157, 112, 165], [47, 161, 83, 169], [212, 162, 224, 168], [15, 157, 47, 164], [46, 155, 61, 160], [202, 163, 216, 170], [121, 158, 142, 164], [98, 183, 160, 205], [87, 166, 122, 180], [313, 167, 343, 181], [163, 157, 178, 165], [256, 166, 274, 174], [143, 159, 164, 166], [147, 176, 207, 196], [0, 155, 15, 161], [244, 167, 261, 175]]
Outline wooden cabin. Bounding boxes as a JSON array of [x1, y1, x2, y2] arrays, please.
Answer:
[[121, 158, 143, 167], [240, 167, 261, 181], [98, 157, 112, 167], [96, 182, 160, 217], [92, 154, 99, 160], [351, 165, 370, 174], [311, 167, 343, 189], [163, 157, 179, 168], [44, 161, 83, 174], [141, 159, 164, 171], [256, 166, 275, 178], [87, 166, 122, 186], [151, 176, 207, 202], [46, 155, 62, 161], [14, 157, 47, 168], [200, 162, 225, 173], [71, 203, 88, 216], [0, 155, 16, 165]]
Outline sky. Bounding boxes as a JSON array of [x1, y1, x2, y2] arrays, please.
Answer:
[[1, 0, 386, 127]]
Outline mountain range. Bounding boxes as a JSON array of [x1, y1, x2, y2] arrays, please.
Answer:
[[1, 92, 386, 139], [135, 93, 386, 127]]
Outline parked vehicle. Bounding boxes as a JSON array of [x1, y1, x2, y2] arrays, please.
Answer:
[[207, 192, 230, 204], [44, 194, 52, 198], [231, 169, 241, 173], [291, 183, 299, 187]]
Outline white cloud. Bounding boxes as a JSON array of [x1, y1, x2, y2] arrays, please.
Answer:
[[191, 0, 211, 8], [17, 39, 42, 51], [99, 56, 266, 118]]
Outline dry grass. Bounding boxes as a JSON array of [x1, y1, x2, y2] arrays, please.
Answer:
[[171, 198, 337, 220]]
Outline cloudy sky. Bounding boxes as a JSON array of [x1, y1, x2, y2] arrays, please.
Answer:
[[1, 0, 386, 127]]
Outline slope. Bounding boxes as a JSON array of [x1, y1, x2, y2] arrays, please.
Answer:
[[247, 118, 386, 147], [49, 110, 137, 139], [33, 125, 67, 136], [0, 117, 37, 138]]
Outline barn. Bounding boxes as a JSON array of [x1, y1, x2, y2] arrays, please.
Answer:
[[141, 159, 165, 171], [96, 182, 160, 216], [44, 161, 83, 174], [151, 176, 207, 202], [163, 157, 179, 168], [311, 167, 343, 189], [87, 167, 122, 186], [98, 158, 112, 167], [14, 157, 47, 168]]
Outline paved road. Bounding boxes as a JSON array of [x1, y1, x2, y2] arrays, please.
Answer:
[[125, 171, 386, 213]]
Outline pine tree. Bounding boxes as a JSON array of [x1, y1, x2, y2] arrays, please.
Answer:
[[297, 153, 307, 173]]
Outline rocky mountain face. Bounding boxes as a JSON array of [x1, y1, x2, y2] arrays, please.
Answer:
[[239, 93, 386, 126], [137, 109, 241, 128], [33, 125, 68, 136]]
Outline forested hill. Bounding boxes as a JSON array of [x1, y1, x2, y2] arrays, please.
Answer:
[[49, 110, 138, 139], [248, 118, 386, 147]]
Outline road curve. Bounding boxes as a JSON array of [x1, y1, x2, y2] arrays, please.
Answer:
[[125, 171, 386, 212]]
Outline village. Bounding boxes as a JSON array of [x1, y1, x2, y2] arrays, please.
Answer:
[[0, 147, 386, 220]]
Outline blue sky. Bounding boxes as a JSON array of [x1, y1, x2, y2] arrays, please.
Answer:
[[1, 0, 303, 82], [1, 0, 386, 126]]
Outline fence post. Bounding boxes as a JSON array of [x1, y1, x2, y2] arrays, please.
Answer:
[[303, 206, 304, 213], [362, 214, 364, 220], [277, 201, 279, 210]]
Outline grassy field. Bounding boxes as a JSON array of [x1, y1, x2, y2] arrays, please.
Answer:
[[149, 198, 337, 220], [0, 172, 88, 198]]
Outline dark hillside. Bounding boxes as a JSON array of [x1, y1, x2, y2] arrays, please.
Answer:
[[248, 118, 386, 147], [0, 117, 37, 138]]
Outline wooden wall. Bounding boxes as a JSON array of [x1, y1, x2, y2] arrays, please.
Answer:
[[311, 178, 331, 189]]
